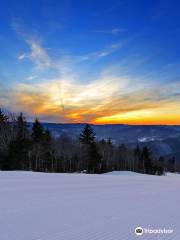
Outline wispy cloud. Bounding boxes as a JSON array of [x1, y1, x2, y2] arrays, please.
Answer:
[[8, 19, 180, 124], [13, 19, 123, 74], [18, 53, 28, 60], [3, 71, 179, 124], [26, 75, 38, 81], [94, 28, 127, 35], [64, 42, 123, 65], [96, 43, 123, 57], [12, 19, 51, 70], [17, 38, 51, 69], [22, 40, 122, 67], [27, 38, 51, 69]]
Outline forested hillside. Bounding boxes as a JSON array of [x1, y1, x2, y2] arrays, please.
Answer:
[[0, 109, 179, 174]]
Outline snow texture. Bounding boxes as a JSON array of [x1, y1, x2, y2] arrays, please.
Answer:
[[0, 171, 179, 240]]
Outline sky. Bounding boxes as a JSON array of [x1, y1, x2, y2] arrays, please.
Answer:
[[0, 0, 180, 124]]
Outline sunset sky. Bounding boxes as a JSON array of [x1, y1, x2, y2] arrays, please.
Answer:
[[0, 0, 180, 124]]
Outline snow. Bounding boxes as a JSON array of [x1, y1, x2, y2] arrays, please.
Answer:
[[104, 170, 142, 176], [0, 171, 179, 240]]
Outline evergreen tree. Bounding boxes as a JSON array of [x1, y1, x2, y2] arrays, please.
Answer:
[[134, 145, 141, 172], [107, 138, 113, 145], [117, 144, 128, 170], [42, 128, 53, 171], [79, 124, 95, 144], [43, 128, 51, 145], [16, 112, 28, 140], [30, 118, 45, 171], [0, 109, 10, 169], [168, 157, 176, 172], [105, 138, 114, 171], [142, 146, 154, 174], [88, 142, 102, 173], [79, 124, 101, 173], [6, 113, 30, 170], [134, 145, 141, 159], [0, 109, 9, 141], [0, 109, 8, 124], [32, 118, 44, 143]]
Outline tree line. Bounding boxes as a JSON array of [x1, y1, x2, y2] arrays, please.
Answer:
[[0, 109, 177, 175]]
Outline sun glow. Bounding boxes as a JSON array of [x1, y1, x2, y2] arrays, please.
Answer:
[[4, 76, 180, 125], [94, 109, 155, 124]]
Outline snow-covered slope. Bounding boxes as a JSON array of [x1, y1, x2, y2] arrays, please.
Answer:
[[104, 170, 142, 176], [0, 171, 179, 240]]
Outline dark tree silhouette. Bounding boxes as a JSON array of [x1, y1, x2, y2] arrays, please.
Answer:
[[134, 145, 141, 172], [142, 147, 154, 174], [32, 118, 44, 143], [79, 124, 95, 144], [80, 124, 101, 173], [0, 110, 171, 175], [6, 113, 30, 170], [0, 109, 8, 123]]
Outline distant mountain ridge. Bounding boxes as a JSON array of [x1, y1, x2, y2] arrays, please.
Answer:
[[28, 123, 180, 140], [28, 123, 180, 160]]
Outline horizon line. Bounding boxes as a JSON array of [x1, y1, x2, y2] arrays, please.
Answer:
[[27, 122, 180, 126]]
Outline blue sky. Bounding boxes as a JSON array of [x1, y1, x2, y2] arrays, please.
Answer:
[[0, 0, 180, 124]]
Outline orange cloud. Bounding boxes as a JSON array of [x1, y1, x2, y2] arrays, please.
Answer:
[[2, 75, 180, 125]]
